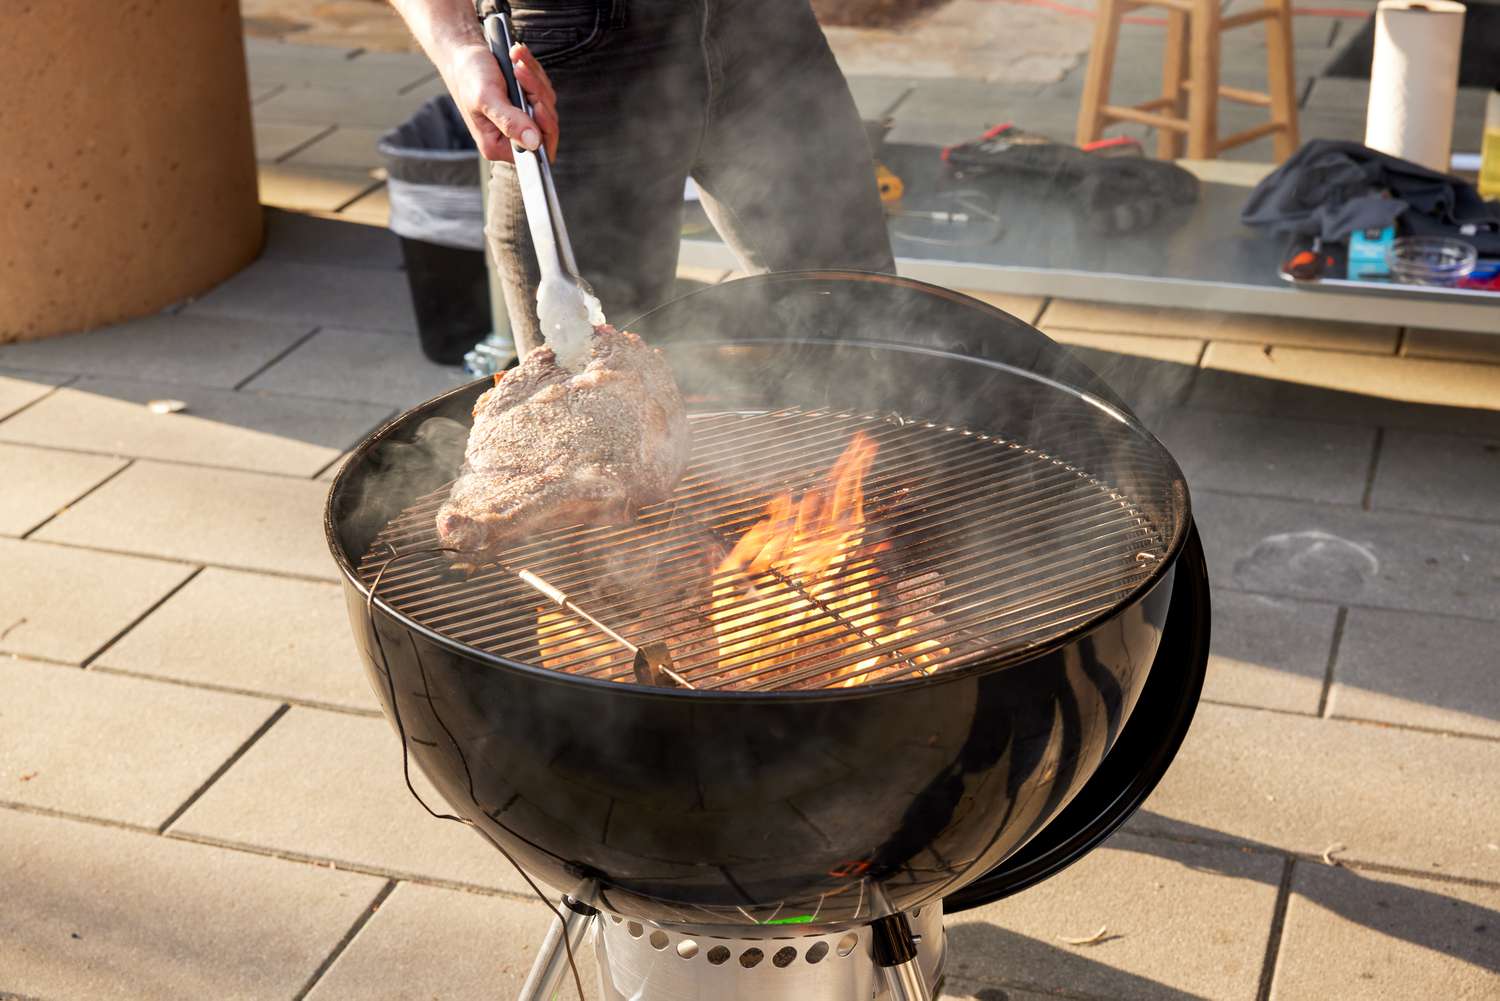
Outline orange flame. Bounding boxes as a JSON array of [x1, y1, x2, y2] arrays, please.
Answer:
[[710, 432, 947, 688], [538, 432, 948, 687]]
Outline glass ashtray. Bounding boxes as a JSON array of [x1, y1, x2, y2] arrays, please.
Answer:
[[1387, 236, 1478, 286]]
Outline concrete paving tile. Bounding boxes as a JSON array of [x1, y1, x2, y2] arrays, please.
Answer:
[[318, 452, 353, 482], [306, 882, 601, 1001], [253, 121, 331, 162], [245, 37, 361, 83], [1042, 300, 1398, 353], [1192, 342, 1500, 435], [173, 708, 530, 894], [1402, 327, 1500, 365], [253, 82, 447, 128], [0, 807, 383, 1000], [338, 183, 391, 226], [243, 327, 466, 409], [0, 538, 194, 664], [0, 370, 67, 420], [1130, 702, 1500, 882], [940, 978, 1058, 1001], [184, 257, 417, 334], [961, 289, 1047, 325], [1192, 490, 1500, 620], [1154, 409, 1377, 505], [1330, 607, 1500, 739], [947, 832, 1281, 1000], [258, 162, 382, 213], [95, 568, 377, 712], [0, 444, 125, 537], [261, 207, 405, 270], [1044, 329, 1203, 410], [0, 379, 388, 477], [0, 657, 279, 827], [34, 461, 338, 580], [0, 312, 313, 388], [284, 125, 393, 172], [1205, 590, 1337, 714], [1269, 863, 1500, 1001], [1369, 430, 1500, 522]]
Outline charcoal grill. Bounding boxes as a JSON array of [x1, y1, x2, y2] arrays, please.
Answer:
[[325, 272, 1210, 1000]]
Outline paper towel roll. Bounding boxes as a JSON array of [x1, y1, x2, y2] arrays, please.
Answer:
[[1364, 0, 1467, 172]]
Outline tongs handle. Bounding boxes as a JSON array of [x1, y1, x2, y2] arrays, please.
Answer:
[[483, 9, 580, 278]]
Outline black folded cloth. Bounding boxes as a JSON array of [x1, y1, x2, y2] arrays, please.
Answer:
[[943, 126, 1199, 236], [1241, 139, 1500, 255]]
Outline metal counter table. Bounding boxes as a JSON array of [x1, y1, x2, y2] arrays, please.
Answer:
[[678, 143, 1499, 335]]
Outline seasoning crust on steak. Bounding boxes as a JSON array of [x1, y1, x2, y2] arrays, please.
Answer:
[[436, 325, 691, 555]]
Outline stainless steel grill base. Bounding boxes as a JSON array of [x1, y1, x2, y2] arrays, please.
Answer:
[[591, 905, 945, 1001]]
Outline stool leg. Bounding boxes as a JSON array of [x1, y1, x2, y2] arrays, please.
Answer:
[[1187, 0, 1220, 159], [1159, 8, 1189, 159], [1076, 0, 1125, 147], [1264, 0, 1300, 160]]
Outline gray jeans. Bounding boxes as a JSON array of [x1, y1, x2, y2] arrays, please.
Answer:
[[485, 0, 894, 354]]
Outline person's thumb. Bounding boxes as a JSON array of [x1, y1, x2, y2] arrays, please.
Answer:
[[481, 99, 542, 153]]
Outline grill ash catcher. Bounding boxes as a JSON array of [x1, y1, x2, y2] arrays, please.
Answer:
[[326, 272, 1211, 999]]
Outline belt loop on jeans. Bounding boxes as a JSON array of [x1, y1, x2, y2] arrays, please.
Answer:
[[605, 0, 627, 30]]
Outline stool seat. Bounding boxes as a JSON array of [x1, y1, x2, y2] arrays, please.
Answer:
[[1076, 0, 1300, 162]]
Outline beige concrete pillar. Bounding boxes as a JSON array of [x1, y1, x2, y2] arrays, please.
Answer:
[[1, 1, 263, 340]]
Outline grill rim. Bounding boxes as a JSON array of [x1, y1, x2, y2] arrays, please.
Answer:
[[325, 344, 1191, 704]]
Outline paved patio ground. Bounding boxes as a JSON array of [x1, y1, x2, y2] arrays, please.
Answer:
[[2, 34, 1499, 1001]]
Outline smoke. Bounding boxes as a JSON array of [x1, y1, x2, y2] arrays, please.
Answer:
[[336, 411, 472, 557]]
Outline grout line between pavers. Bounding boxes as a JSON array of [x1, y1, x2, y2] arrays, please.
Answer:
[[20, 537, 339, 586], [1125, 825, 1500, 891], [947, 975, 1128, 1001], [396, 71, 442, 95], [1211, 583, 1500, 629], [252, 83, 286, 106], [20, 458, 136, 541], [1315, 606, 1347, 718], [86, 663, 382, 719], [0, 375, 78, 424], [1201, 688, 1500, 745], [293, 879, 399, 1001], [334, 180, 388, 214], [1359, 427, 1384, 511], [0, 435, 359, 483], [274, 124, 340, 165], [233, 324, 325, 391], [1195, 482, 1500, 529], [1254, 856, 1296, 1001], [156, 704, 291, 834], [161, 829, 538, 900], [79, 565, 205, 669], [0, 798, 160, 836]]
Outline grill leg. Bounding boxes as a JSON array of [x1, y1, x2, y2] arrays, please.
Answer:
[[871, 913, 935, 1001], [516, 895, 597, 1001]]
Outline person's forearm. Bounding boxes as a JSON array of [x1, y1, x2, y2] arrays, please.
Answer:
[[389, 0, 486, 72]]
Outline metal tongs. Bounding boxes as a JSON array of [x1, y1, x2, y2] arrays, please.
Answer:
[[483, 7, 598, 371]]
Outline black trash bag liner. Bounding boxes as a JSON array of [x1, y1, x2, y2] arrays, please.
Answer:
[[378, 95, 485, 250], [1242, 138, 1500, 254]]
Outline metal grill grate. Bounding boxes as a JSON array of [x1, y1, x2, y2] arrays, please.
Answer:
[[358, 409, 1169, 691]]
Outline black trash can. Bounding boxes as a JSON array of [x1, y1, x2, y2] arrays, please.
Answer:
[[378, 96, 491, 365]]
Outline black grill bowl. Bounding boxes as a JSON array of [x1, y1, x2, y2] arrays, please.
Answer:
[[325, 273, 1205, 929]]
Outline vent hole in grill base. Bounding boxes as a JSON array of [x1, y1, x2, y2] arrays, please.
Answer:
[[676, 939, 699, 959], [626, 922, 643, 939], [740, 948, 764, 969], [805, 941, 829, 964], [649, 930, 670, 951], [836, 933, 859, 958], [772, 946, 798, 968], [706, 946, 731, 966]]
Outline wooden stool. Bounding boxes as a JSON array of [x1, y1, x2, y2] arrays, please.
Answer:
[[1076, 0, 1300, 162]]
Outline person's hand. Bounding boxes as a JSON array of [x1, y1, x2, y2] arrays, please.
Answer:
[[444, 42, 560, 162]]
